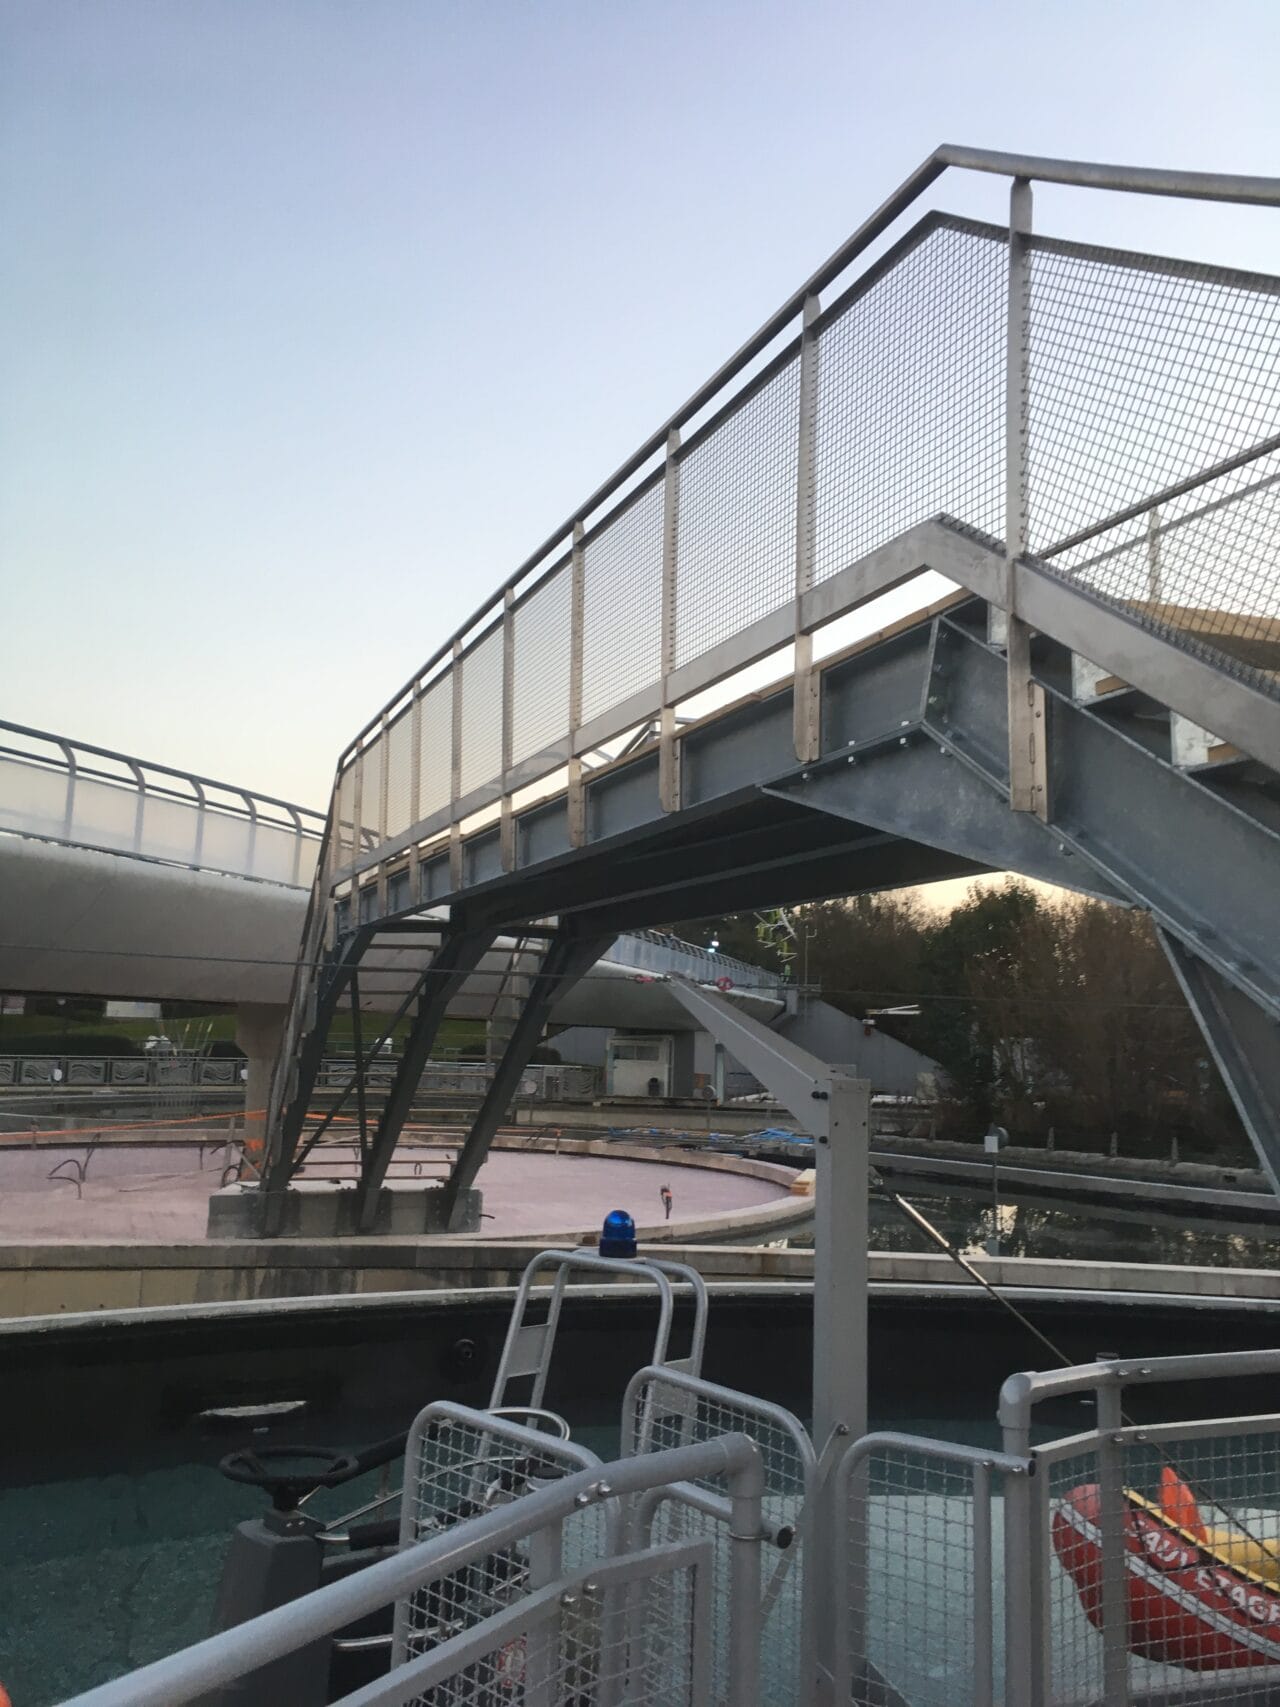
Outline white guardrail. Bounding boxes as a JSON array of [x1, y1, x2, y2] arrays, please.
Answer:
[[0, 718, 328, 887]]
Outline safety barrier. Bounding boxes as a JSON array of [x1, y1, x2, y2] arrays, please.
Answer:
[[395, 1402, 605, 1672], [1000, 1347, 1280, 1707], [625, 1365, 816, 1707], [322, 150, 1280, 904], [0, 1054, 601, 1099], [56, 1434, 766, 1707], [0, 717, 326, 886]]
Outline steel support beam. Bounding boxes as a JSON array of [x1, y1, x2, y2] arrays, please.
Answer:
[[354, 923, 498, 1231], [1161, 930, 1280, 1197], [438, 928, 614, 1228], [264, 922, 381, 1204], [660, 977, 870, 1450]]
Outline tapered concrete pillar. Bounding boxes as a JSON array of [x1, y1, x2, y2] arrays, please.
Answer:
[[236, 1003, 288, 1163]]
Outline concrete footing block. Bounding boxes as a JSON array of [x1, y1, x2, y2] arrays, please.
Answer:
[[207, 1184, 482, 1239]]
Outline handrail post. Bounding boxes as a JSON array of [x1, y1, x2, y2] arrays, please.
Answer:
[[1096, 1363, 1131, 1706], [793, 291, 821, 764], [1004, 174, 1048, 821], [449, 638, 464, 888], [501, 587, 516, 872], [568, 519, 587, 847], [659, 426, 682, 813]]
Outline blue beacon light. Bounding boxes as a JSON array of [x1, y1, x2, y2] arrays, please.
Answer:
[[599, 1209, 637, 1259]]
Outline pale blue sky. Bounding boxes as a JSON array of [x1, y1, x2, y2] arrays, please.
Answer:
[[2, 0, 1277, 805]]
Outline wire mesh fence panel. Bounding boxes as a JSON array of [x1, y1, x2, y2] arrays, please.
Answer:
[[1044, 1420, 1280, 1707], [511, 561, 572, 769], [812, 217, 1007, 588], [377, 1544, 711, 1707], [1040, 1443, 1108, 1707], [457, 626, 504, 799], [385, 703, 414, 841], [1029, 237, 1280, 699], [839, 1441, 1001, 1707], [396, 1408, 605, 1670], [357, 733, 384, 849], [333, 761, 356, 869], [417, 675, 454, 822], [626, 1370, 812, 1707], [581, 477, 665, 729], [1049, 447, 1280, 701], [673, 354, 801, 671]]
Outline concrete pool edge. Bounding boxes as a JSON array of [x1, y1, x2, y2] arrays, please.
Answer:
[[4, 1246, 1280, 1324]]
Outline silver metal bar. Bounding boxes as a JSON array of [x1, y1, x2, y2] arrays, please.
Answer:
[[0, 716, 326, 823], [793, 292, 821, 765], [935, 141, 1280, 206], [62, 1435, 761, 1707], [660, 426, 681, 813], [727, 1439, 766, 1707], [971, 1459, 995, 1707], [1005, 176, 1048, 822], [1095, 1372, 1131, 1706], [814, 1076, 871, 1448]]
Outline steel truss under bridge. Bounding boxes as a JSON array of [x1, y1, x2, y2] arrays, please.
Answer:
[[261, 144, 1280, 1230]]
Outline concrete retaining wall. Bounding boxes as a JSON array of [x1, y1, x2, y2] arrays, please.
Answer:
[[5, 1239, 1280, 1319]]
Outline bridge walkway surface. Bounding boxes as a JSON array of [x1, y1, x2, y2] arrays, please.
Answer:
[[256, 146, 1280, 1234]]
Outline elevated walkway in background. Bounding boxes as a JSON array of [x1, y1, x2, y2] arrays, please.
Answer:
[[260, 147, 1280, 1235], [0, 716, 782, 1024]]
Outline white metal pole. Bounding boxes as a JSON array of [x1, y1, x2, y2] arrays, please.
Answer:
[[812, 1074, 871, 1450]]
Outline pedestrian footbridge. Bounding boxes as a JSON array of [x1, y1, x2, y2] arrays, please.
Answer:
[[0, 718, 785, 1117], [257, 145, 1280, 1233]]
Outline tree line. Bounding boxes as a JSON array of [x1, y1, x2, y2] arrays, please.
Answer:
[[678, 883, 1247, 1163]]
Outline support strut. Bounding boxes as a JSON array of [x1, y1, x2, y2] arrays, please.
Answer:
[[1160, 929, 1280, 1197], [354, 924, 499, 1231], [438, 928, 613, 1229]]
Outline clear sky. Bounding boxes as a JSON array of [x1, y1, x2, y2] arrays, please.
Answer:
[[2, 0, 1277, 807]]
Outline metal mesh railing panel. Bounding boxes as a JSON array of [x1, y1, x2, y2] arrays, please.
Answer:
[[385, 704, 414, 839], [1030, 238, 1280, 699], [1042, 1444, 1107, 1707], [398, 1412, 607, 1667], [356, 738, 382, 846], [628, 1372, 811, 1707], [812, 219, 1007, 585], [843, 1443, 990, 1707], [458, 626, 504, 798], [673, 355, 801, 670], [333, 762, 356, 868], [387, 1554, 704, 1707], [581, 477, 665, 728], [623, 1558, 706, 1707], [1049, 446, 1280, 699], [512, 562, 572, 767], [417, 676, 453, 821]]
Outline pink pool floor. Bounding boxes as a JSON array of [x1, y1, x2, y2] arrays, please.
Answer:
[[0, 1138, 791, 1243]]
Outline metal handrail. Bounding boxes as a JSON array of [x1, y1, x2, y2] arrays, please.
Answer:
[[0, 717, 325, 829], [336, 144, 1280, 765], [56, 1433, 764, 1707]]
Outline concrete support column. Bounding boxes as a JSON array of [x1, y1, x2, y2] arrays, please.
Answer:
[[236, 1003, 288, 1162]]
